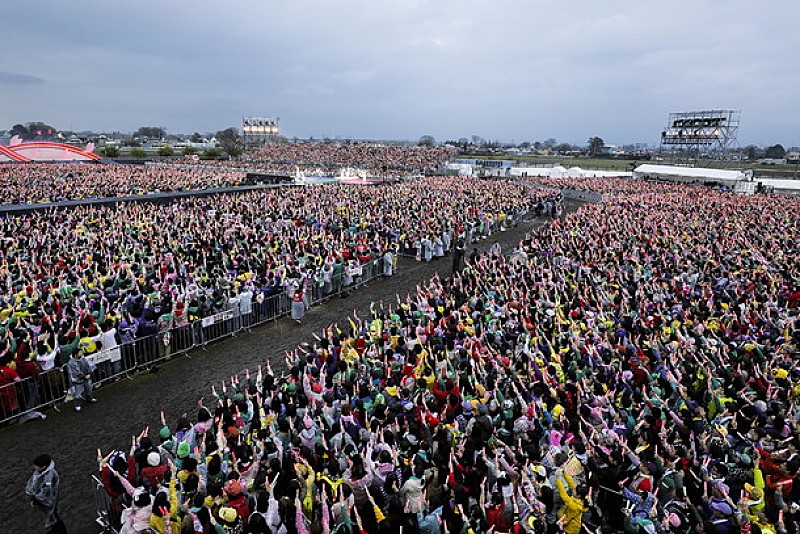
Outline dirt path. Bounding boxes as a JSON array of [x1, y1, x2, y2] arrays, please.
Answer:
[[0, 209, 571, 532]]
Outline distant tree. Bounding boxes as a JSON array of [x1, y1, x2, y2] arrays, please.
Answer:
[[418, 135, 436, 148], [25, 122, 58, 139], [203, 148, 223, 160], [471, 135, 485, 146], [127, 139, 142, 148], [134, 126, 166, 140], [554, 143, 574, 154], [744, 145, 758, 161], [215, 127, 242, 157], [587, 137, 605, 156], [10, 124, 30, 139], [102, 146, 119, 158], [533, 141, 543, 150], [158, 144, 174, 157], [542, 138, 557, 149], [183, 146, 198, 156], [765, 144, 786, 159], [518, 142, 531, 149], [130, 148, 147, 158], [190, 132, 203, 143]]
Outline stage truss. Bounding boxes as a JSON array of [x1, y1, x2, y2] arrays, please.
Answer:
[[242, 116, 279, 147], [660, 110, 740, 161]]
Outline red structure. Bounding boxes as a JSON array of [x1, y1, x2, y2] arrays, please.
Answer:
[[0, 136, 101, 162]]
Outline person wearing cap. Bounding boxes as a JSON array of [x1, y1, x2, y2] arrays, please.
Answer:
[[223, 475, 251, 525], [173, 441, 192, 470], [741, 457, 766, 519], [706, 497, 735, 531], [621, 478, 656, 533], [216, 506, 242, 532], [141, 451, 168, 490]]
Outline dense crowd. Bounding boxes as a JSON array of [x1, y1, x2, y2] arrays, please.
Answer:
[[529, 177, 650, 196], [91, 180, 800, 534], [0, 163, 244, 205], [244, 143, 454, 177], [0, 143, 452, 206], [0, 178, 546, 420], [528, 176, 729, 198]]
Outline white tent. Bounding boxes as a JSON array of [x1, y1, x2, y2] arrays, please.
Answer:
[[633, 164, 747, 183]]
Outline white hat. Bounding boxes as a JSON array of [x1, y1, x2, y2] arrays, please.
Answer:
[[147, 451, 161, 467]]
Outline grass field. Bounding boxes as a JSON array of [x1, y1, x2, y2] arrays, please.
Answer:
[[463, 154, 800, 174]]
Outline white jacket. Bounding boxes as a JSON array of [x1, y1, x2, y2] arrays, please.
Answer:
[[119, 503, 152, 533]]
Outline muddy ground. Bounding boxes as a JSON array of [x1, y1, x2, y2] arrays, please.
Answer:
[[0, 207, 575, 532]]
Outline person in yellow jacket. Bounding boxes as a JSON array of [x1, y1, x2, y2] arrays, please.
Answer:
[[149, 461, 181, 534], [294, 460, 316, 516], [742, 462, 766, 518], [555, 469, 588, 534], [738, 458, 775, 533]]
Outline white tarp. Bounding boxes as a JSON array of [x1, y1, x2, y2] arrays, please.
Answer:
[[446, 163, 474, 176], [510, 165, 630, 179], [752, 178, 800, 191], [633, 164, 746, 183]]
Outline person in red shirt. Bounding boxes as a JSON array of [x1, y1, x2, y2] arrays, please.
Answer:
[[0, 357, 21, 418], [15, 352, 46, 422], [432, 378, 459, 409]]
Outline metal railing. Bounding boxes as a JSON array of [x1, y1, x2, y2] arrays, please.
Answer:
[[91, 474, 123, 532], [0, 257, 390, 426]]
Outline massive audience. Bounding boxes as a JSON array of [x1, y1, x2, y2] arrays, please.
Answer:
[[244, 143, 454, 177], [0, 178, 546, 419], [0, 163, 245, 205], [528, 177, 654, 196], [90, 179, 800, 533], [0, 143, 452, 205]]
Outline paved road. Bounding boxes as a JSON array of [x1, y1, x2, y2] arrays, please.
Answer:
[[0, 212, 561, 533]]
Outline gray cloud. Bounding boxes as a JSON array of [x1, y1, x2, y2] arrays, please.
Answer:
[[0, 71, 45, 85], [0, 1, 798, 145]]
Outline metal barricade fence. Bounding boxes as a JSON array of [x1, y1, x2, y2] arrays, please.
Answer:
[[0, 260, 388, 426], [91, 474, 122, 533], [0, 365, 68, 423]]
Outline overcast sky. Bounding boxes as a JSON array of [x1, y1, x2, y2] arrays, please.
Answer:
[[1, 1, 798, 146]]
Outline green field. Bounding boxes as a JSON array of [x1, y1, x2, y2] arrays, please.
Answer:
[[464, 154, 800, 174]]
